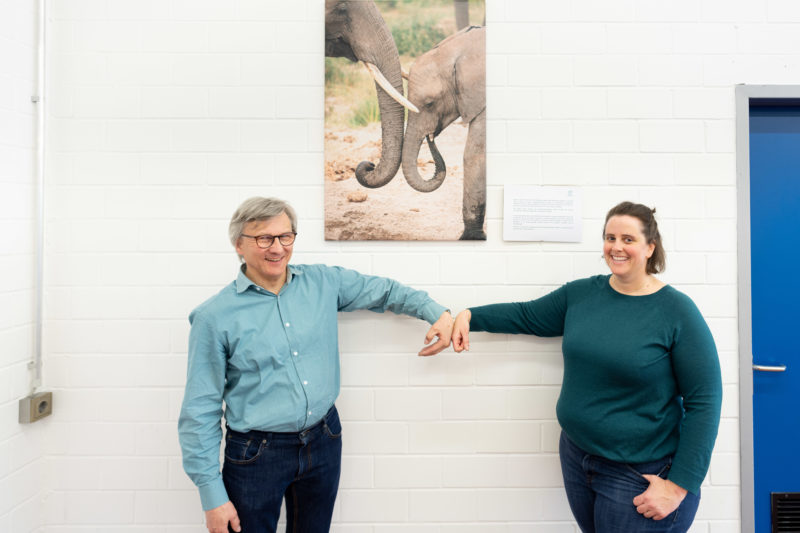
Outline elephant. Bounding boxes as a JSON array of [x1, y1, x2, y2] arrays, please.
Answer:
[[324, 0, 417, 189], [401, 26, 486, 240]]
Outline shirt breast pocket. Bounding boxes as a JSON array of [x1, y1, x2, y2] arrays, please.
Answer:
[[228, 327, 291, 373]]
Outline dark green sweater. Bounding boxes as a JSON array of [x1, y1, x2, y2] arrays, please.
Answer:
[[469, 275, 722, 494]]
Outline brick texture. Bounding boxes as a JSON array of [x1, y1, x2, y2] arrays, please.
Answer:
[[0, 0, 46, 531], [0, 0, 778, 530]]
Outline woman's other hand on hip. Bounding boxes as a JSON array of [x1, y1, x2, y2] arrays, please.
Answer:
[[633, 476, 688, 520]]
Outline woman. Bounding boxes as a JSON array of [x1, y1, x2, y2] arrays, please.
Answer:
[[452, 202, 722, 532]]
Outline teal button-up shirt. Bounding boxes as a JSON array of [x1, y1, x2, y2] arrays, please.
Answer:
[[178, 264, 447, 511]]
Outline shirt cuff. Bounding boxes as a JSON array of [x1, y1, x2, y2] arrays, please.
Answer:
[[198, 476, 229, 511], [422, 302, 449, 324]]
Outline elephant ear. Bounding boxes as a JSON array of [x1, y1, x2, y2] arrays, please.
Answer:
[[453, 31, 486, 124]]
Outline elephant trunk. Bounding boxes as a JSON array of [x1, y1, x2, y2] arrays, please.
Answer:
[[352, 19, 405, 189], [402, 131, 447, 193]]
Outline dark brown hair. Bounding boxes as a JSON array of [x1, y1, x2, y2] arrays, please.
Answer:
[[603, 201, 665, 274]]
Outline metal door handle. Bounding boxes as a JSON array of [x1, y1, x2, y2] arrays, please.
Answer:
[[753, 364, 787, 372]]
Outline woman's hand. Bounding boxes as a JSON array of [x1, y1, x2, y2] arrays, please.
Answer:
[[633, 476, 687, 520], [452, 309, 472, 352]]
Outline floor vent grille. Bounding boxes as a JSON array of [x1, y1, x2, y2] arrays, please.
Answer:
[[773, 493, 800, 533]]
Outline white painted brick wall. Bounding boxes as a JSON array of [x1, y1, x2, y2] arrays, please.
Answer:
[[0, 0, 787, 529], [0, 0, 46, 531]]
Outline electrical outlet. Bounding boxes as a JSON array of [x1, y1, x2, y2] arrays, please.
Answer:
[[19, 391, 53, 423]]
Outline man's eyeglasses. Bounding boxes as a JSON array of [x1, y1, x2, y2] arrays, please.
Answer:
[[240, 232, 297, 248]]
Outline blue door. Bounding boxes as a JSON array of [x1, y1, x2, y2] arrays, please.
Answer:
[[749, 104, 800, 533]]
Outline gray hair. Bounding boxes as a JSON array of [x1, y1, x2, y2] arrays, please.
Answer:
[[228, 197, 298, 249]]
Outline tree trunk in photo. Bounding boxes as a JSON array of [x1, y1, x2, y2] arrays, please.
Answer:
[[454, 0, 469, 30]]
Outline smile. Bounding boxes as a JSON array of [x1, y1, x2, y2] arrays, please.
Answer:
[[610, 255, 628, 262]]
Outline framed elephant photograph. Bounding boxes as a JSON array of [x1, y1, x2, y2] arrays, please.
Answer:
[[324, 0, 486, 241]]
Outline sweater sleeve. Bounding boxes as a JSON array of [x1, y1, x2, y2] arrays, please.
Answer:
[[665, 297, 723, 494], [469, 284, 568, 337]]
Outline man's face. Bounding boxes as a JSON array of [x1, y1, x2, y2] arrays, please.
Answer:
[[235, 212, 294, 288]]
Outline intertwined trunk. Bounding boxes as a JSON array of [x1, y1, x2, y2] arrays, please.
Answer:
[[402, 130, 447, 193]]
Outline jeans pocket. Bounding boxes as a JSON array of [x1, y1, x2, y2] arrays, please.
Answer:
[[323, 410, 342, 439], [626, 458, 680, 524], [626, 457, 672, 479], [224, 434, 268, 465]]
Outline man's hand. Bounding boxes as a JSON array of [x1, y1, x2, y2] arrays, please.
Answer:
[[451, 309, 471, 352], [205, 501, 241, 533], [632, 476, 687, 520], [419, 311, 454, 356]]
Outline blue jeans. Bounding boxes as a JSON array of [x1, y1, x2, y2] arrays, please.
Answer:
[[222, 406, 342, 533], [559, 431, 700, 533]]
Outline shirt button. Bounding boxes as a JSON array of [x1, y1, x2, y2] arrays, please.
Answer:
[[285, 322, 290, 327], [293, 351, 298, 356], [303, 381, 308, 385], [308, 411, 312, 415]]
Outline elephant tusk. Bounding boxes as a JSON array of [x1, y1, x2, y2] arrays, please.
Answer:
[[401, 66, 410, 80], [362, 61, 419, 113]]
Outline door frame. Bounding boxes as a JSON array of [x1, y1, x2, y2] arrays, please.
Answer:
[[736, 84, 800, 533]]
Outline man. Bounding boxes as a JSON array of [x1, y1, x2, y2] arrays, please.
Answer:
[[178, 197, 453, 533]]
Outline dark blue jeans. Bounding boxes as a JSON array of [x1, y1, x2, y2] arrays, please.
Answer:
[[222, 406, 342, 533], [559, 431, 700, 533]]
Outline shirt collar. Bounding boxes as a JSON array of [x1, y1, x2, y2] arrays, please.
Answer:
[[235, 264, 302, 294]]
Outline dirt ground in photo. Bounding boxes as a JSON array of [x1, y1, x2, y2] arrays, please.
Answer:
[[324, 121, 481, 241]]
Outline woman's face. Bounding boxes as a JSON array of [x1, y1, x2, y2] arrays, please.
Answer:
[[603, 215, 655, 280]]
